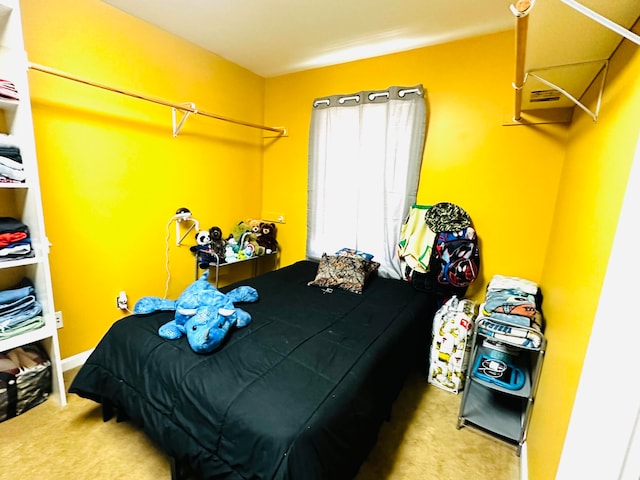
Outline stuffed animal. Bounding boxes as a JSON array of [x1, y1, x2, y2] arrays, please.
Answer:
[[257, 222, 278, 254], [209, 226, 227, 263], [238, 242, 258, 260], [225, 232, 247, 263], [247, 219, 261, 237], [228, 221, 252, 243], [190, 230, 217, 269], [225, 241, 239, 262], [246, 219, 266, 256], [133, 271, 258, 353], [195, 229, 210, 246], [228, 220, 264, 257]]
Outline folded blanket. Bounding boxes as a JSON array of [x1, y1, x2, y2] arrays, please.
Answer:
[[0, 157, 24, 182], [0, 79, 19, 101], [481, 274, 541, 327], [0, 217, 28, 235], [0, 315, 45, 340], [476, 316, 543, 349], [0, 284, 34, 304], [487, 274, 538, 295], [0, 241, 32, 259], [482, 291, 538, 326], [0, 232, 27, 248]]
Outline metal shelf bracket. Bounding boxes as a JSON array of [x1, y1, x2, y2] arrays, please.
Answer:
[[172, 103, 196, 137], [524, 60, 609, 123]]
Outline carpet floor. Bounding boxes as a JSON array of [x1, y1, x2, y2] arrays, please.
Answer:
[[0, 367, 520, 480]]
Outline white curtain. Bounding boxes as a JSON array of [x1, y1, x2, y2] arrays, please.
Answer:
[[307, 85, 427, 279]]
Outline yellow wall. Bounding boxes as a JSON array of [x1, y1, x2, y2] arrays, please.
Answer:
[[530, 31, 640, 479], [21, 0, 267, 357], [264, 30, 568, 301]]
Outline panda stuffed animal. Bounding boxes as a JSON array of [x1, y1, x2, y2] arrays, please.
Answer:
[[195, 229, 211, 247], [190, 229, 218, 268]]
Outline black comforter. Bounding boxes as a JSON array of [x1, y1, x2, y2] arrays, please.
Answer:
[[70, 260, 436, 479]]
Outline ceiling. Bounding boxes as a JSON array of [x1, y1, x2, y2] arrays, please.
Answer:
[[103, 0, 639, 117], [102, 0, 518, 77]]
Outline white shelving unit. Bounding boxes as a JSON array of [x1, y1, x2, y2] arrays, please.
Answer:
[[0, 0, 65, 406]]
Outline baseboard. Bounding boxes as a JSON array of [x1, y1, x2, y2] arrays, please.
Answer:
[[520, 441, 528, 480], [60, 348, 93, 372]]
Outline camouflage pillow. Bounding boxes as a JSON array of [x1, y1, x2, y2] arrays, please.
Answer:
[[308, 253, 380, 294]]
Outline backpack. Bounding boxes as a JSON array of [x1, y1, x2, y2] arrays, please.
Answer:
[[400, 202, 480, 298], [434, 227, 480, 289]]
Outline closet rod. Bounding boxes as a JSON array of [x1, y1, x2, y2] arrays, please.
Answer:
[[28, 63, 287, 136], [511, 0, 534, 122]]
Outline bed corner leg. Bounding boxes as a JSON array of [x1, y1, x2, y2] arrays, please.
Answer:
[[101, 399, 114, 422], [170, 457, 178, 480], [115, 409, 129, 423], [169, 457, 188, 480], [101, 399, 129, 423]]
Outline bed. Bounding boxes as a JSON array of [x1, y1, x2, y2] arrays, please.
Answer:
[[69, 259, 437, 480]]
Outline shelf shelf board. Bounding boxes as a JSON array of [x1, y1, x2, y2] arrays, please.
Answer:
[[0, 318, 55, 352], [205, 251, 276, 268], [0, 181, 27, 189], [469, 372, 531, 398], [0, 254, 39, 269], [0, 97, 18, 109], [470, 345, 532, 397], [459, 382, 526, 442]]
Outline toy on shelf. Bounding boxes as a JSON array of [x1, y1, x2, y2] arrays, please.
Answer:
[[190, 226, 227, 267], [247, 218, 262, 237], [257, 222, 278, 254], [209, 226, 227, 262], [246, 219, 266, 256], [190, 229, 215, 269], [226, 221, 265, 262]]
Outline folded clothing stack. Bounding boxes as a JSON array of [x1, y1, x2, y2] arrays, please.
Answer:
[[0, 277, 44, 340], [481, 274, 542, 328], [475, 274, 544, 349], [0, 217, 33, 262], [0, 79, 18, 101], [0, 134, 24, 184]]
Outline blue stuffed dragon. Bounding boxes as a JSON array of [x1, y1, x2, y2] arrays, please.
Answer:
[[133, 271, 258, 353]]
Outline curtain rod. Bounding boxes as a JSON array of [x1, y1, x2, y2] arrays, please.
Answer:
[[312, 86, 423, 108], [28, 62, 287, 137]]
